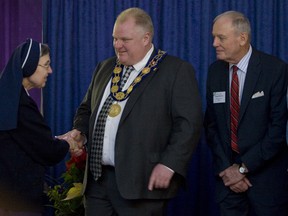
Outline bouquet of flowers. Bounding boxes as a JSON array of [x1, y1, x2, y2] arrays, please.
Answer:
[[46, 151, 87, 216]]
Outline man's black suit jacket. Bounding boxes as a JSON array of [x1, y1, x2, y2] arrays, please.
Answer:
[[205, 48, 288, 204], [74, 51, 203, 199]]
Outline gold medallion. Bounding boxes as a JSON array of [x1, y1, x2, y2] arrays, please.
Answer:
[[112, 76, 120, 83], [127, 86, 133, 93], [134, 76, 142, 83], [115, 92, 125, 100], [113, 67, 122, 74], [111, 85, 119, 93], [109, 103, 121, 117], [142, 67, 151, 74]]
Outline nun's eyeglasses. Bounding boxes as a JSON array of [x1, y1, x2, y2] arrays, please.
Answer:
[[38, 64, 51, 69]]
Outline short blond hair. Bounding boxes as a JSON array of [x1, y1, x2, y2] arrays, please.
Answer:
[[116, 7, 154, 40]]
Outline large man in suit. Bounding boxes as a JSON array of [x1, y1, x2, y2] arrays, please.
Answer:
[[62, 7, 202, 215], [205, 11, 288, 216]]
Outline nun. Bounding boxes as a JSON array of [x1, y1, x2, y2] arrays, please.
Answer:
[[0, 38, 71, 215]]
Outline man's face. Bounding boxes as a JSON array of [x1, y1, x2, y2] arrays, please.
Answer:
[[112, 17, 150, 66], [212, 17, 244, 64]]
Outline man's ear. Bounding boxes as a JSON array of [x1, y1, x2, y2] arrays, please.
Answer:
[[239, 32, 249, 46]]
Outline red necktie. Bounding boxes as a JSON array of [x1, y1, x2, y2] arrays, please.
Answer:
[[230, 65, 240, 153]]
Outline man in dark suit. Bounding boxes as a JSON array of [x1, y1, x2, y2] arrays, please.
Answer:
[[205, 11, 288, 216], [61, 7, 202, 215]]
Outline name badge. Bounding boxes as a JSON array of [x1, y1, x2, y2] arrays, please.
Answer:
[[213, 91, 226, 103]]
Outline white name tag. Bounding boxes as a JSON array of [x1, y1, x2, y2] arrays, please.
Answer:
[[213, 91, 226, 103]]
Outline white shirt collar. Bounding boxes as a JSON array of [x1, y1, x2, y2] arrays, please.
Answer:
[[229, 45, 252, 74], [133, 44, 154, 72]]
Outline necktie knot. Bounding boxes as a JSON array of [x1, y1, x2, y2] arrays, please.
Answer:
[[124, 66, 134, 75], [232, 65, 238, 74], [120, 66, 133, 88]]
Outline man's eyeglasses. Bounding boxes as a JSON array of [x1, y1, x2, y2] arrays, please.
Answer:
[[38, 64, 51, 69]]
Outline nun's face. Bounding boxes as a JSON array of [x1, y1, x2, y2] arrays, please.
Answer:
[[27, 54, 52, 88]]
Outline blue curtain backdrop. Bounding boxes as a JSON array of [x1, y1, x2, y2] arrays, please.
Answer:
[[42, 0, 288, 215]]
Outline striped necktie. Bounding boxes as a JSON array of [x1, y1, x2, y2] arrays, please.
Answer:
[[230, 65, 240, 153], [90, 66, 134, 181]]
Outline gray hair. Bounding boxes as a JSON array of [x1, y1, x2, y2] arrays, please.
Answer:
[[40, 43, 50, 57], [214, 11, 251, 42]]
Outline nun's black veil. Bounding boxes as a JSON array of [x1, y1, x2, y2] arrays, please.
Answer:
[[0, 38, 41, 130]]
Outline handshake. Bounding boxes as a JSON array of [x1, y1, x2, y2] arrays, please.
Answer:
[[56, 129, 86, 157]]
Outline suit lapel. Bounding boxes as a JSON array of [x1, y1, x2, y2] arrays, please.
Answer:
[[239, 50, 261, 123], [119, 50, 158, 125], [217, 62, 231, 130], [90, 63, 115, 125], [223, 64, 231, 130]]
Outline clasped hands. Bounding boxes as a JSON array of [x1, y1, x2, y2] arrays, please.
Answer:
[[219, 163, 252, 193], [57, 130, 174, 191], [56, 129, 86, 157]]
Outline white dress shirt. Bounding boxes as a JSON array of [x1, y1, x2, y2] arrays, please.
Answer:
[[94, 45, 154, 166], [229, 45, 252, 102]]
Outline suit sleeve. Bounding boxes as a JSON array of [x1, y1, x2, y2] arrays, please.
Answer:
[[73, 79, 93, 136], [160, 60, 203, 177], [241, 62, 288, 172], [73, 59, 115, 138], [204, 66, 231, 174], [73, 64, 101, 137]]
